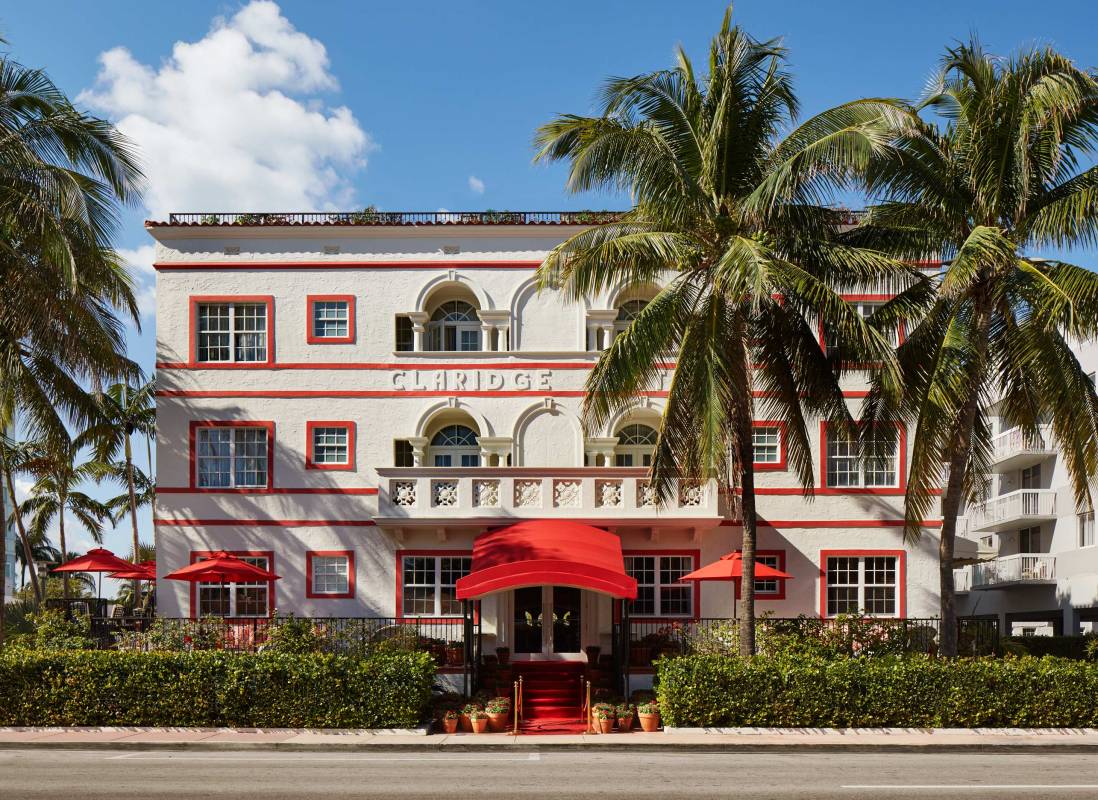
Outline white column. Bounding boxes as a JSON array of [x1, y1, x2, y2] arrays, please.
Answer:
[[481, 324, 495, 351]]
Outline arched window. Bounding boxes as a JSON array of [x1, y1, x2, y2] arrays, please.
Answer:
[[615, 423, 657, 467], [429, 424, 481, 467], [613, 298, 649, 339], [428, 301, 481, 351]]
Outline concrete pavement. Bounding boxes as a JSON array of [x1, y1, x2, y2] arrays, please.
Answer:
[[4, 747, 1098, 798]]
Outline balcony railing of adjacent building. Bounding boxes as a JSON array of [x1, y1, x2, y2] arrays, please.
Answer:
[[375, 468, 723, 524], [967, 489, 1057, 532], [953, 567, 973, 593], [990, 425, 1055, 471], [967, 553, 1057, 589]]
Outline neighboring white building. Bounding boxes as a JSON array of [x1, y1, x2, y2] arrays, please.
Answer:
[[957, 341, 1098, 635], [148, 210, 965, 661]]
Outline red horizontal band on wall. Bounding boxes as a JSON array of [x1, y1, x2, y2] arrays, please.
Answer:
[[154, 260, 543, 271], [155, 360, 676, 371], [158, 486, 377, 495], [155, 517, 377, 527], [719, 519, 942, 528], [156, 389, 871, 400]]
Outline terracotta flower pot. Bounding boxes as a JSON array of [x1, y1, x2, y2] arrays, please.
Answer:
[[442, 717, 458, 734], [460, 712, 472, 732], [638, 712, 660, 732], [471, 716, 489, 734], [487, 711, 510, 733], [596, 717, 614, 734], [618, 714, 634, 732]]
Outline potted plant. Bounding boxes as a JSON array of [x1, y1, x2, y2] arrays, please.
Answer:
[[440, 709, 459, 734], [445, 641, 464, 666], [495, 646, 511, 666], [485, 697, 511, 732], [616, 704, 635, 732], [637, 701, 661, 732], [584, 645, 601, 664], [460, 702, 481, 733], [469, 709, 489, 734], [594, 706, 615, 734]]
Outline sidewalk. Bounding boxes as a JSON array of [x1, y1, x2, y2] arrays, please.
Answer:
[[3, 727, 1098, 752]]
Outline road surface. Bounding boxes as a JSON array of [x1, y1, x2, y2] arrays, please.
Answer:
[[3, 748, 1098, 799]]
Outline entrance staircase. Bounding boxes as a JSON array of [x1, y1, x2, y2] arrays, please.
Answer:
[[511, 661, 586, 734]]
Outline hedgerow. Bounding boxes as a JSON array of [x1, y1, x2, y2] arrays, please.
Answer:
[[0, 648, 435, 728], [656, 654, 1098, 727]]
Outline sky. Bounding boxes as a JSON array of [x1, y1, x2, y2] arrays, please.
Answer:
[[1, 0, 1096, 579]]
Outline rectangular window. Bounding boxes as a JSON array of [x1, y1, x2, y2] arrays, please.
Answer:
[[394, 439, 415, 467], [1019, 526, 1041, 553], [825, 554, 900, 617], [824, 300, 899, 358], [825, 425, 900, 488], [624, 554, 695, 617], [753, 425, 783, 468], [401, 555, 472, 617], [1021, 464, 1042, 489], [307, 296, 354, 343], [307, 551, 354, 598], [306, 422, 354, 470], [1080, 512, 1095, 548], [754, 552, 786, 597], [196, 554, 271, 617], [196, 300, 270, 363], [195, 425, 270, 489], [395, 316, 414, 352]]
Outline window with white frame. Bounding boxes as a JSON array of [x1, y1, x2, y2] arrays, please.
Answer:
[[196, 426, 269, 488], [825, 301, 898, 358], [624, 554, 694, 617], [825, 425, 899, 488], [310, 554, 351, 596], [753, 426, 782, 465], [754, 553, 781, 595], [615, 423, 657, 467], [401, 556, 471, 616], [196, 302, 268, 362], [825, 555, 899, 617], [197, 555, 270, 617], [1080, 511, 1096, 548], [429, 425, 480, 467], [613, 298, 649, 338], [427, 301, 481, 351], [311, 426, 349, 466], [311, 300, 349, 339]]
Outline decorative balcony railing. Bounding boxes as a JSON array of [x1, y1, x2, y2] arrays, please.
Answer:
[[968, 489, 1057, 532], [970, 554, 1056, 588], [990, 425, 1055, 469], [375, 468, 723, 523]]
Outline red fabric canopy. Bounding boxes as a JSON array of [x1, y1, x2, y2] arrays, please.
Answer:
[[679, 551, 793, 583], [109, 560, 157, 581], [164, 552, 281, 584], [455, 520, 637, 600], [53, 548, 135, 575]]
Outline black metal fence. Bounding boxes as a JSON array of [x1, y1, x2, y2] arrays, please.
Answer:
[[627, 616, 1001, 664], [162, 211, 626, 227]]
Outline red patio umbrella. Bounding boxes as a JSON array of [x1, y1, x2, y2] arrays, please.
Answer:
[[164, 552, 280, 584], [53, 548, 140, 609], [678, 551, 792, 618], [109, 560, 157, 581]]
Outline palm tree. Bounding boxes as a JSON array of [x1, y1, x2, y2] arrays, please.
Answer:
[[15, 532, 58, 592], [20, 437, 111, 600], [0, 435, 44, 603], [534, 7, 907, 654], [856, 41, 1098, 655], [84, 379, 155, 597]]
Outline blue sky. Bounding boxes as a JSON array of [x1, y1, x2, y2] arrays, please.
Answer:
[[1, 1, 1096, 570]]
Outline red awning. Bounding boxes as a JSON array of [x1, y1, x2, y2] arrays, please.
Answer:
[[455, 520, 637, 600]]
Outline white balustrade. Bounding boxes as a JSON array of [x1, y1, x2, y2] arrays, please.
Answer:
[[970, 553, 1056, 588], [968, 489, 1057, 532], [990, 425, 1055, 468]]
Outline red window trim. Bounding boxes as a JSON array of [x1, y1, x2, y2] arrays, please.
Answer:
[[732, 549, 787, 601], [819, 421, 907, 495], [306, 550, 355, 599], [819, 549, 906, 619], [817, 293, 907, 361], [622, 549, 701, 622], [188, 295, 275, 367], [189, 420, 276, 493], [752, 420, 788, 471], [306, 295, 356, 344], [188, 549, 275, 619], [394, 549, 474, 622], [305, 421, 356, 471]]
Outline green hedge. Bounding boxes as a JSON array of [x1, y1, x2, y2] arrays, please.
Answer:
[[656, 654, 1098, 727], [1002, 636, 1096, 660], [0, 649, 435, 728]]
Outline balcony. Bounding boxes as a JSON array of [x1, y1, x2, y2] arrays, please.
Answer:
[[990, 425, 1055, 472], [374, 468, 723, 528], [970, 554, 1057, 589], [953, 567, 972, 594], [967, 489, 1057, 533]]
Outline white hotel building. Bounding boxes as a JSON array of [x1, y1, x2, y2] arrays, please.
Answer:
[[150, 210, 980, 661]]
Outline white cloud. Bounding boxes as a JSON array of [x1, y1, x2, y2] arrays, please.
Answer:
[[79, 0, 372, 218], [468, 175, 485, 195], [117, 245, 156, 320]]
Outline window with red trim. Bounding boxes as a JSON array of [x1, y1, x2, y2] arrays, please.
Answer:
[[191, 421, 274, 491], [821, 423, 904, 490], [821, 551, 905, 618], [307, 295, 355, 344], [305, 421, 355, 471], [306, 551, 355, 598], [191, 296, 274, 365], [753, 550, 786, 599], [190, 551, 274, 618], [400, 554, 471, 617], [752, 422, 787, 471], [623, 553, 696, 618]]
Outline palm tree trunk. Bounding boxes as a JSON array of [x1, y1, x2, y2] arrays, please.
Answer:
[[0, 499, 6, 646], [58, 508, 69, 601], [2, 453, 41, 603], [737, 420, 758, 657], [124, 433, 141, 603]]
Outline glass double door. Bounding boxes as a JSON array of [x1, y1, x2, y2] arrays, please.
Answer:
[[513, 586, 582, 655]]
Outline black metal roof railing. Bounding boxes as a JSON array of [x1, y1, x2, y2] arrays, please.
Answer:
[[155, 210, 627, 227]]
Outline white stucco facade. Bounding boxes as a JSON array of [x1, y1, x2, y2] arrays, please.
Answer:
[[149, 215, 953, 655]]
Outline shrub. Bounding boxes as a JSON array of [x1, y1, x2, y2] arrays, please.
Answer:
[[263, 615, 325, 655], [656, 653, 1098, 728], [0, 648, 435, 728], [1001, 635, 1097, 660], [27, 609, 96, 651]]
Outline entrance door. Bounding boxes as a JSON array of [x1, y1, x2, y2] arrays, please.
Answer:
[[511, 586, 583, 656]]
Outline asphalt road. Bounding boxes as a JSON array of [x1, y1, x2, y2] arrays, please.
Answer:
[[3, 749, 1098, 799]]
